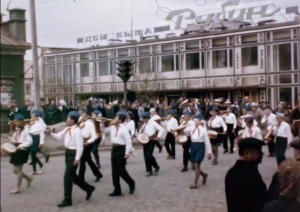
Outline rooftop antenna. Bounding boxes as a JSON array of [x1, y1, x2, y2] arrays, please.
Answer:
[[6, 0, 13, 11]]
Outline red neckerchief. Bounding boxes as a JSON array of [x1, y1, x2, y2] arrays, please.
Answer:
[[141, 123, 147, 133], [248, 128, 253, 137], [209, 116, 216, 127], [64, 127, 72, 138], [78, 121, 86, 130], [192, 126, 200, 136]]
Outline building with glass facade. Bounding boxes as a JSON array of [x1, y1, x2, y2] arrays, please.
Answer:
[[42, 20, 300, 108]]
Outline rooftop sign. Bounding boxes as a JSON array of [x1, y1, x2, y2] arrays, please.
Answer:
[[166, 0, 281, 29]]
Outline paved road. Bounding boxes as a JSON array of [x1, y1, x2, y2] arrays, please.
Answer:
[[1, 144, 293, 212]]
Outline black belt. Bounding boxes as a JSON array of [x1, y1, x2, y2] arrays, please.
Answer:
[[276, 136, 287, 140], [113, 143, 126, 146]]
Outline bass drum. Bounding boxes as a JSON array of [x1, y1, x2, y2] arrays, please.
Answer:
[[137, 133, 149, 145]]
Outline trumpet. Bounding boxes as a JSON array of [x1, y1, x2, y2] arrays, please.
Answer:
[[97, 118, 115, 127], [264, 124, 275, 142], [87, 116, 107, 123], [179, 99, 188, 109], [29, 122, 67, 134]]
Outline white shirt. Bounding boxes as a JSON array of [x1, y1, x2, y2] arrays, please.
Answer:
[[261, 113, 277, 126], [140, 120, 165, 138], [208, 115, 227, 131], [28, 121, 45, 145], [10, 125, 33, 148], [184, 125, 212, 154], [179, 120, 195, 136], [222, 113, 237, 129], [100, 123, 132, 154], [51, 125, 84, 160], [161, 117, 178, 132], [272, 121, 292, 144], [124, 119, 135, 136], [239, 114, 258, 128], [150, 114, 161, 121], [78, 119, 97, 144], [242, 126, 263, 140]]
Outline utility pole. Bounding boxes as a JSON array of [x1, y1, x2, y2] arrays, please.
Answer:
[[29, 0, 41, 110]]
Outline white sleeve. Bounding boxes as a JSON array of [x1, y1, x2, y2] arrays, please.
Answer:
[[286, 124, 292, 144], [256, 128, 263, 140], [254, 119, 258, 126], [39, 130, 45, 145], [18, 128, 33, 148], [220, 118, 227, 132], [153, 121, 165, 138], [74, 129, 84, 160], [174, 119, 178, 129], [203, 129, 212, 154], [100, 123, 111, 134], [261, 116, 267, 124], [233, 115, 237, 129], [123, 128, 132, 155], [51, 128, 67, 141], [130, 121, 135, 136], [183, 125, 192, 136], [87, 121, 97, 144], [161, 120, 166, 127]]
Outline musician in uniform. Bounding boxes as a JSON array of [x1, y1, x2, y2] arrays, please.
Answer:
[[222, 106, 237, 154], [184, 114, 212, 189], [161, 110, 178, 159], [140, 112, 165, 176], [225, 138, 267, 212], [149, 108, 163, 153], [272, 113, 292, 166], [124, 111, 135, 138], [179, 111, 195, 172], [241, 117, 263, 140], [8, 113, 33, 194], [9, 100, 20, 121], [90, 110, 102, 169], [207, 106, 227, 165], [100, 111, 135, 196], [28, 110, 46, 175], [78, 111, 103, 182], [239, 106, 258, 129], [50, 111, 95, 207], [261, 106, 277, 157]]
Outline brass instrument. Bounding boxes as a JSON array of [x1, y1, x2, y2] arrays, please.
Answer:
[[264, 124, 275, 142], [98, 118, 115, 127], [87, 116, 107, 123], [30, 122, 67, 134], [8, 119, 31, 133], [179, 99, 188, 109]]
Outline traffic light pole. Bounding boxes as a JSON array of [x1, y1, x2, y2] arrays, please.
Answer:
[[124, 81, 127, 111]]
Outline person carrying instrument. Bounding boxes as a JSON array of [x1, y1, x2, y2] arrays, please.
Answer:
[[8, 113, 33, 194], [91, 110, 102, 169], [149, 108, 163, 153], [184, 114, 212, 189], [239, 106, 258, 129], [28, 110, 46, 175], [222, 106, 237, 154], [261, 106, 277, 157], [161, 110, 178, 160], [124, 111, 135, 138], [241, 117, 262, 140], [140, 112, 165, 176], [179, 111, 195, 172], [208, 106, 227, 165], [49, 111, 95, 207], [100, 111, 135, 196], [272, 113, 292, 166], [77, 111, 103, 182]]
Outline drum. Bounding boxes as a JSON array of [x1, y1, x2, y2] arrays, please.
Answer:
[[137, 133, 149, 145], [208, 130, 218, 139], [1, 143, 17, 155], [176, 135, 188, 145]]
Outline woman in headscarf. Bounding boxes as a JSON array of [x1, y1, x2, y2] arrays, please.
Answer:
[[58, 100, 68, 123]]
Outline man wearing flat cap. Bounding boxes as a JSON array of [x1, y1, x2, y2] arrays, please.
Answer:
[[225, 138, 267, 212]]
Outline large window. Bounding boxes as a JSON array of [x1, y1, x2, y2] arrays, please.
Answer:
[[186, 53, 199, 70], [46, 66, 56, 84], [212, 50, 227, 68], [138, 46, 151, 55], [138, 57, 153, 73], [242, 47, 258, 66], [97, 61, 109, 76], [80, 63, 90, 77], [63, 64, 75, 84], [279, 43, 291, 71], [161, 55, 178, 72]]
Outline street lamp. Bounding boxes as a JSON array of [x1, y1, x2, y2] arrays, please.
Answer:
[[116, 60, 134, 111]]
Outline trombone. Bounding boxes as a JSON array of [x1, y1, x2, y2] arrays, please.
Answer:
[[29, 122, 67, 134]]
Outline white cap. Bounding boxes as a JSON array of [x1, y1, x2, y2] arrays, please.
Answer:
[[214, 99, 221, 102], [150, 108, 156, 112], [225, 100, 231, 104], [276, 112, 284, 118], [250, 102, 257, 107]]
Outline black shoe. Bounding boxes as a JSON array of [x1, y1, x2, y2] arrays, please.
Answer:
[[229, 150, 234, 154], [95, 175, 103, 182], [45, 155, 50, 163], [86, 187, 95, 201], [109, 192, 122, 197], [159, 146, 162, 153], [96, 164, 101, 169], [181, 167, 188, 172], [57, 201, 72, 208], [28, 162, 33, 165], [223, 150, 228, 153], [145, 172, 153, 177], [129, 182, 135, 195], [154, 167, 160, 175]]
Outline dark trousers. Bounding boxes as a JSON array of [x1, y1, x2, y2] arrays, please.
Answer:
[[64, 149, 94, 203], [268, 136, 276, 154], [183, 137, 191, 168], [143, 140, 159, 173], [165, 132, 175, 157], [79, 143, 102, 180], [155, 140, 162, 149], [92, 138, 101, 166], [223, 124, 235, 151], [275, 137, 287, 166], [111, 145, 134, 193], [31, 151, 43, 172]]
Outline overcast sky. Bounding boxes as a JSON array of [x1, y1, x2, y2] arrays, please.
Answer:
[[1, 0, 299, 59]]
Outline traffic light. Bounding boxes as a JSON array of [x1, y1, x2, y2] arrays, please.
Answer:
[[116, 60, 134, 82]]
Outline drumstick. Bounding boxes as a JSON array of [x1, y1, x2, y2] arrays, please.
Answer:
[[129, 148, 137, 157]]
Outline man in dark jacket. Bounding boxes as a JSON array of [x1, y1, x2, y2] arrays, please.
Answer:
[[225, 138, 267, 212], [40, 98, 49, 122], [8, 99, 20, 121], [21, 100, 32, 119]]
